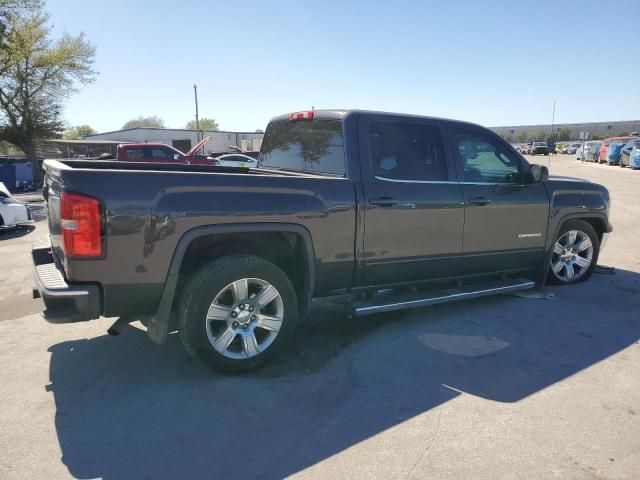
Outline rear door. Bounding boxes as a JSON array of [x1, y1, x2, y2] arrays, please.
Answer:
[[449, 125, 549, 274], [359, 115, 465, 285]]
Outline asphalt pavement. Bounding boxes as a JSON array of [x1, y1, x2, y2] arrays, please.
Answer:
[[0, 155, 638, 480]]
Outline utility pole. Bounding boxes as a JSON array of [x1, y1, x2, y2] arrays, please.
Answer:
[[193, 84, 201, 143], [550, 99, 556, 139], [550, 99, 556, 166]]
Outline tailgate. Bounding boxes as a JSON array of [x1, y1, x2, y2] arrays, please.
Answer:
[[43, 166, 65, 264], [42, 160, 105, 271]]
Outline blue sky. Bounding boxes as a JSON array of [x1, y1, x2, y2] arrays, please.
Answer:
[[47, 0, 639, 133]]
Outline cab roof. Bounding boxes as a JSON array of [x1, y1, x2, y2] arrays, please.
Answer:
[[268, 109, 484, 130]]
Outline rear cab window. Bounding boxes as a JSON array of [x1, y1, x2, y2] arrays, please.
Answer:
[[259, 119, 345, 176]]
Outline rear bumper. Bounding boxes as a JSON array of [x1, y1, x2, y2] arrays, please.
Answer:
[[32, 239, 101, 323]]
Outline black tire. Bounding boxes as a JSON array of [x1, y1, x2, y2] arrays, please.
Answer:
[[547, 219, 600, 285], [178, 255, 298, 373]]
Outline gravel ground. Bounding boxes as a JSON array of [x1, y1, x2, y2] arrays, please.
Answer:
[[0, 155, 638, 480]]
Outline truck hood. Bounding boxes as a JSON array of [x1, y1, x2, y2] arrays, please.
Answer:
[[187, 136, 211, 156], [548, 175, 590, 183]]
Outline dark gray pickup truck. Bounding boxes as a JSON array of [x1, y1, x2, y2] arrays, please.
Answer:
[[33, 109, 612, 372]]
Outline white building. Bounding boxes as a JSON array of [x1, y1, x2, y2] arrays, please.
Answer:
[[491, 120, 640, 142], [85, 128, 264, 155]]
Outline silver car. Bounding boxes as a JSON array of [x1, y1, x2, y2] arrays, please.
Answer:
[[567, 143, 582, 155]]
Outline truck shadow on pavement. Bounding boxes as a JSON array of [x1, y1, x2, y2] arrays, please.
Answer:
[[0, 224, 35, 240], [47, 269, 640, 480]]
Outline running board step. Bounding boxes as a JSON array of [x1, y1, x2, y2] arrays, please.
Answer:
[[352, 279, 535, 316]]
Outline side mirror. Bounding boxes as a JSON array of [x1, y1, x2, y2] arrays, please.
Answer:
[[530, 164, 549, 182], [174, 154, 181, 161]]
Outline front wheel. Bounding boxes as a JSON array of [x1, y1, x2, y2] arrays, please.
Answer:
[[178, 255, 298, 373], [547, 220, 600, 285]]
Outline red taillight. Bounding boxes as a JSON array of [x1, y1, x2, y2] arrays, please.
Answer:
[[60, 192, 102, 257], [289, 110, 314, 121]]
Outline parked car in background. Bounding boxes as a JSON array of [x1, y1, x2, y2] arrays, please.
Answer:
[[605, 137, 637, 165], [0, 182, 32, 230], [588, 141, 603, 162], [565, 143, 581, 155], [530, 141, 549, 155], [598, 137, 632, 164], [576, 141, 600, 161], [213, 154, 258, 168], [116, 137, 213, 165], [620, 139, 640, 168], [629, 143, 640, 169], [547, 139, 556, 154]]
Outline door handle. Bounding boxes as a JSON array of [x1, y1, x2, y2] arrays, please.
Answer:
[[369, 197, 398, 207], [468, 197, 491, 206]]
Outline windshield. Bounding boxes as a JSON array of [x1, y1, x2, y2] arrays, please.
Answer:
[[259, 120, 345, 175], [533, 142, 546, 147]]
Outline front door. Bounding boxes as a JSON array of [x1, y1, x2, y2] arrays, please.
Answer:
[[360, 116, 465, 286], [449, 126, 550, 274]]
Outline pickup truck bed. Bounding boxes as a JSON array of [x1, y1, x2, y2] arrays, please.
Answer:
[[33, 109, 612, 373]]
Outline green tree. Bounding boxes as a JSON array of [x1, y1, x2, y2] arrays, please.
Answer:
[[500, 132, 514, 143], [0, 4, 96, 185], [516, 132, 527, 143], [535, 130, 546, 141], [185, 117, 218, 131], [122, 115, 165, 129], [63, 124, 95, 139], [555, 128, 571, 141], [0, 0, 41, 49]]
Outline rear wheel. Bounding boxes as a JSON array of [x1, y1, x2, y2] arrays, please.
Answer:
[[547, 220, 599, 285], [178, 255, 298, 373]]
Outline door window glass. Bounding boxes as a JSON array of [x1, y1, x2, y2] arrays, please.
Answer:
[[369, 121, 447, 181], [124, 148, 144, 160], [453, 129, 521, 183], [150, 148, 173, 160]]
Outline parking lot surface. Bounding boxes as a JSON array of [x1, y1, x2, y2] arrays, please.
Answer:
[[0, 156, 638, 480]]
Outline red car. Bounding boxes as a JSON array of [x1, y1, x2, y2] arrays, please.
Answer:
[[117, 136, 212, 165]]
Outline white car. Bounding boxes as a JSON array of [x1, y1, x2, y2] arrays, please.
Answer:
[[213, 154, 258, 168], [0, 182, 32, 230]]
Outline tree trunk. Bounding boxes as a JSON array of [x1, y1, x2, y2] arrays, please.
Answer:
[[24, 141, 42, 188]]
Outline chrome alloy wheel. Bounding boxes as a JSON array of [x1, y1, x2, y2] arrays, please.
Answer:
[[204, 278, 284, 359], [551, 230, 594, 282]]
